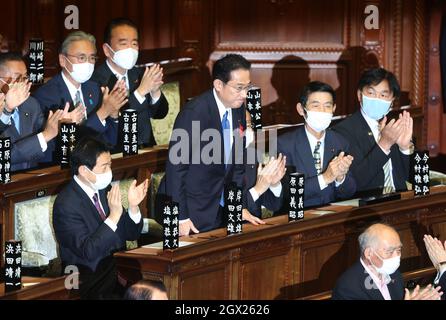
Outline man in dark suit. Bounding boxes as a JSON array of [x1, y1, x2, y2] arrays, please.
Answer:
[[424, 234, 446, 300], [91, 18, 169, 148], [0, 52, 65, 171], [333, 68, 413, 196], [333, 223, 442, 300], [33, 31, 128, 161], [278, 81, 356, 208], [52, 137, 149, 299], [157, 54, 250, 235]]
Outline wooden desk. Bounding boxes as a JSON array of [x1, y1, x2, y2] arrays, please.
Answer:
[[0, 276, 79, 300], [115, 186, 446, 300]]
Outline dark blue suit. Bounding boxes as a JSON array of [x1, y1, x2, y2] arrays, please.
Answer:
[[278, 126, 356, 208], [157, 90, 246, 232], [332, 260, 404, 300], [33, 73, 118, 149], [0, 97, 46, 172], [52, 180, 142, 299]]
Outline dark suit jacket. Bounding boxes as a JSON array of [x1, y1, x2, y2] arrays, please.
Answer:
[[157, 89, 246, 232], [243, 146, 283, 218], [333, 110, 410, 196], [0, 97, 46, 171], [332, 260, 404, 300], [52, 180, 143, 274], [277, 126, 356, 208], [91, 63, 169, 147]]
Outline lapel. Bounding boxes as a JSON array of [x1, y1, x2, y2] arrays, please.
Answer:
[[354, 111, 377, 152], [18, 100, 32, 136], [127, 68, 140, 91], [56, 74, 75, 110], [71, 180, 107, 225], [295, 127, 318, 176], [208, 91, 226, 170], [323, 130, 336, 171], [358, 262, 386, 300], [81, 82, 97, 113], [387, 274, 402, 300]]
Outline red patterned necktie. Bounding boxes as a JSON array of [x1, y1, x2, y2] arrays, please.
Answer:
[[92, 193, 107, 221]]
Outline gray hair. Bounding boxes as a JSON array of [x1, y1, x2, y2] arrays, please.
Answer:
[[60, 31, 96, 55], [358, 223, 394, 256]]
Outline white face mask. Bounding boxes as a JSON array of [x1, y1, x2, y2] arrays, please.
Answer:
[[245, 128, 255, 148], [106, 44, 139, 70], [86, 168, 113, 191], [372, 250, 400, 276], [64, 57, 94, 84], [305, 110, 333, 133]]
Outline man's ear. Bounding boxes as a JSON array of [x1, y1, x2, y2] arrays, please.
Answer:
[[213, 79, 223, 92], [296, 103, 305, 117], [357, 89, 362, 105], [332, 104, 337, 114], [103, 43, 112, 59], [59, 54, 67, 70]]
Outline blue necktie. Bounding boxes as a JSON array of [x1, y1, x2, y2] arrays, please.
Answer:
[[12, 110, 20, 134], [220, 111, 231, 206]]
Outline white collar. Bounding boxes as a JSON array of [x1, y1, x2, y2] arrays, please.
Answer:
[[360, 258, 391, 286], [74, 174, 97, 200], [213, 88, 232, 122], [106, 59, 128, 79], [61, 71, 82, 99], [360, 108, 380, 131], [304, 125, 325, 148]]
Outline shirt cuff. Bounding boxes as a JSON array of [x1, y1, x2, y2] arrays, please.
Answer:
[[179, 218, 190, 224], [335, 176, 346, 187], [378, 143, 391, 156], [37, 133, 48, 152], [318, 174, 328, 190], [151, 93, 160, 104], [434, 267, 446, 285], [249, 187, 260, 203], [0, 113, 12, 125], [269, 183, 282, 197], [101, 119, 106, 127], [399, 147, 412, 155], [128, 207, 142, 224], [104, 218, 117, 232], [134, 90, 146, 104]]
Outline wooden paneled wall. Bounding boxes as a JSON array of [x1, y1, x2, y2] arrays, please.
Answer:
[[0, 0, 433, 148]]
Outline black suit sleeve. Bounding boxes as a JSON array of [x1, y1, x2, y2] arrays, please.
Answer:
[[117, 209, 144, 241]]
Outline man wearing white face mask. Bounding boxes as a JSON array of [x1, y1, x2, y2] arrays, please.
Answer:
[[333, 68, 414, 196], [333, 223, 443, 300], [53, 137, 149, 299], [91, 18, 169, 148], [278, 81, 356, 208], [34, 31, 128, 164]]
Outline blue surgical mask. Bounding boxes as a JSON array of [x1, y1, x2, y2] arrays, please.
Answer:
[[361, 94, 392, 120]]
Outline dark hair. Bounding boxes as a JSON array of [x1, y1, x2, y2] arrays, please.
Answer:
[[104, 17, 139, 45], [299, 81, 336, 107], [123, 280, 167, 300], [212, 54, 251, 83], [0, 52, 25, 70], [70, 137, 111, 176], [357, 68, 401, 98]]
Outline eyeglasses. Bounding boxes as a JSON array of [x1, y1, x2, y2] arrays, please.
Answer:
[[66, 54, 98, 64], [0, 75, 29, 83], [362, 88, 393, 100], [224, 82, 254, 94]]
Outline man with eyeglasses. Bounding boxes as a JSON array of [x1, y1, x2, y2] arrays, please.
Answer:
[[0, 52, 66, 171], [278, 81, 356, 208], [34, 31, 127, 164], [333, 68, 414, 196], [156, 54, 249, 235], [91, 18, 169, 149]]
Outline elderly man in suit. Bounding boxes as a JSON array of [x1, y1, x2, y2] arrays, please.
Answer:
[[333, 223, 443, 300], [53, 137, 149, 299], [333, 68, 413, 196], [91, 17, 169, 148], [33, 31, 128, 160], [0, 52, 65, 171], [278, 81, 356, 208]]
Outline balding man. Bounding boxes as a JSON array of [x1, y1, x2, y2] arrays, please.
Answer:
[[123, 280, 168, 300], [332, 223, 443, 300]]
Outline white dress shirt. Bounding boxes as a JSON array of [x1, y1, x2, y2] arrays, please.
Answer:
[[73, 175, 141, 232], [360, 258, 392, 300]]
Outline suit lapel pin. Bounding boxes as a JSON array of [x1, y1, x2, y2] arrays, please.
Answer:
[[25, 112, 29, 117], [368, 132, 373, 136]]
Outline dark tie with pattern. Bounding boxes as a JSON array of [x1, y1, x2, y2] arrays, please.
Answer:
[[92, 193, 107, 221], [313, 141, 322, 175]]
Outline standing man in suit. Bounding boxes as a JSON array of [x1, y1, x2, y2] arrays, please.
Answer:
[[91, 18, 169, 148], [333, 223, 443, 300], [333, 68, 413, 196], [0, 52, 66, 171], [53, 137, 149, 299], [33, 31, 128, 153], [278, 81, 356, 208], [157, 54, 250, 235]]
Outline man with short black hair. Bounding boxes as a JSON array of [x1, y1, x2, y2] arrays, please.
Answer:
[[124, 280, 168, 300], [52, 137, 149, 299], [333, 68, 413, 196]]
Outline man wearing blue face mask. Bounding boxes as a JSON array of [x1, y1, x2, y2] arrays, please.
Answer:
[[333, 68, 414, 196], [53, 137, 149, 299], [278, 81, 356, 208], [333, 223, 443, 300], [91, 18, 169, 149], [34, 31, 128, 164]]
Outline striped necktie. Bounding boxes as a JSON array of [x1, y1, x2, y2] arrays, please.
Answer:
[[313, 141, 322, 175], [377, 124, 395, 194]]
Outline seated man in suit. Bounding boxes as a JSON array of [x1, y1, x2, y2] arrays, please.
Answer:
[[333, 223, 443, 300], [157, 54, 249, 236], [33, 31, 127, 158], [91, 17, 169, 148], [278, 81, 356, 208], [52, 137, 149, 299], [243, 110, 286, 225], [424, 234, 446, 299], [333, 68, 413, 196], [0, 52, 66, 171], [124, 280, 168, 300]]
